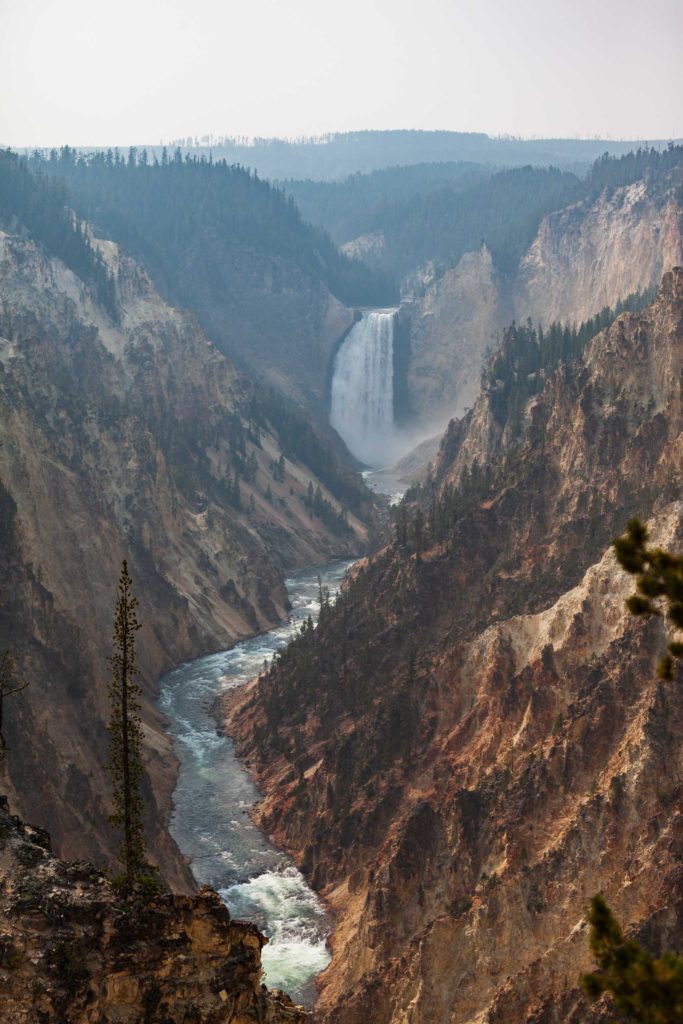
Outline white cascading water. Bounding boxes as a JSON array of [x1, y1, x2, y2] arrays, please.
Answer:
[[330, 309, 399, 467]]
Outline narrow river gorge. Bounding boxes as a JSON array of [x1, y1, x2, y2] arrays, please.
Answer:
[[158, 560, 355, 1007]]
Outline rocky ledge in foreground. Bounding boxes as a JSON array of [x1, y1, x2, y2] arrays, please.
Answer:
[[0, 799, 305, 1023]]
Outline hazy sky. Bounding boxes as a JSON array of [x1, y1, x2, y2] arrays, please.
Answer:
[[1, 0, 681, 147]]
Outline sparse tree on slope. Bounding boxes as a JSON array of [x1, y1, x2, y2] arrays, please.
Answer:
[[613, 518, 683, 679]]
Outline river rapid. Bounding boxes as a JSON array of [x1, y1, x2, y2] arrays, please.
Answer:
[[158, 560, 354, 1007]]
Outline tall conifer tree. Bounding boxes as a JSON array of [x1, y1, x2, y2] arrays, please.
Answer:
[[108, 560, 146, 884]]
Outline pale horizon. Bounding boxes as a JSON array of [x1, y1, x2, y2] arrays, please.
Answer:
[[1, 0, 681, 150]]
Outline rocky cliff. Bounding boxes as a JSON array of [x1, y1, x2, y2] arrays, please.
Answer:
[[225, 270, 683, 1022], [0, 227, 374, 885], [0, 799, 305, 1023], [405, 175, 683, 430]]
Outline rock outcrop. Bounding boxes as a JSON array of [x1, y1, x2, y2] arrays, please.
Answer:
[[404, 175, 683, 429], [0, 799, 305, 1023], [225, 270, 683, 1022], [0, 228, 373, 883], [405, 244, 504, 432]]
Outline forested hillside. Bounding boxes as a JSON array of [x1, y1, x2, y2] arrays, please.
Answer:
[[0, 149, 116, 315], [284, 144, 683, 283], [29, 147, 397, 412], [33, 147, 396, 307], [282, 161, 494, 244], [400, 145, 683, 427]]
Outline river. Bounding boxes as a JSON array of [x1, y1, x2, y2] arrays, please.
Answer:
[[158, 559, 355, 1007]]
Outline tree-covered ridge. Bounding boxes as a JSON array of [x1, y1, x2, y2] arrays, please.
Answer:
[[396, 287, 659, 554], [483, 286, 657, 436], [31, 147, 398, 308], [249, 386, 369, 515], [0, 149, 117, 318], [377, 164, 584, 277], [586, 142, 683, 198], [280, 144, 683, 283], [281, 161, 494, 244], [159, 129, 678, 181]]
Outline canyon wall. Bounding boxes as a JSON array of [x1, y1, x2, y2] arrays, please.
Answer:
[[405, 178, 683, 429], [227, 270, 683, 1022], [0, 799, 305, 1023], [0, 228, 373, 885], [173, 246, 357, 413]]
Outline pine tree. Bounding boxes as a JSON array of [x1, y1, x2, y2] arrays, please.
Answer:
[[108, 560, 147, 886], [0, 650, 29, 762], [582, 895, 683, 1021], [613, 519, 683, 678]]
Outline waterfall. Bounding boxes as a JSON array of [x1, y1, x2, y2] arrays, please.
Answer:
[[330, 309, 398, 467]]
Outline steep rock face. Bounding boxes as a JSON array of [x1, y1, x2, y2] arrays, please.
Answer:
[[0, 800, 305, 1023], [404, 245, 505, 431], [405, 178, 682, 427], [515, 183, 682, 326], [0, 229, 372, 884], [225, 271, 683, 1022]]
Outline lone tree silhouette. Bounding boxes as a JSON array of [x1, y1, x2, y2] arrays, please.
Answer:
[[613, 518, 683, 679], [108, 560, 147, 886], [0, 650, 29, 763]]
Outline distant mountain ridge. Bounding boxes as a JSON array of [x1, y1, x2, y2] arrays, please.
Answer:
[[151, 130, 682, 181]]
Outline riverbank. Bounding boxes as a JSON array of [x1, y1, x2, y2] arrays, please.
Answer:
[[157, 560, 355, 1007]]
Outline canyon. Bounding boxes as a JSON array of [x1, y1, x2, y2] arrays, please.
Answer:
[[404, 174, 683, 431], [2, 139, 683, 1024], [226, 268, 683, 1023], [0, 224, 375, 887]]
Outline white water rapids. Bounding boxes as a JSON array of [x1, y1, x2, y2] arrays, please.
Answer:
[[158, 561, 353, 1007], [330, 309, 400, 467]]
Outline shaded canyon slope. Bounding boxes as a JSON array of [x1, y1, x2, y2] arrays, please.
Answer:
[[0, 226, 375, 886], [32, 151, 397, 419], [0, 799, 305, 1023], [405, 171, 683, 430], [226, 269, 683, 1022]]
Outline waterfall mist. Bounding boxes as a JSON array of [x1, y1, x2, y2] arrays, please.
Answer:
[[330, 309, 401, 467]]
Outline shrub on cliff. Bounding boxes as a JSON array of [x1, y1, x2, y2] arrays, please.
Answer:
[[613, 519, 683, 679]]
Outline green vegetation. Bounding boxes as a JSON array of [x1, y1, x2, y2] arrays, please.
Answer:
[[0, 650, 29, 763], [484, 287, 656, 436], [31, 146, 398, 308], [319, 164, 583, 279], [0, 149, 117, 318], [587, 142, 683, 198], [283, 143, 683, 282], [282, 161, 494, 244], [249, 386, 369, 515], [582, 895, 683, 1022], [614, 519, 683, 679], [302, 481, 350, 535], [107, 560, 152, 887]]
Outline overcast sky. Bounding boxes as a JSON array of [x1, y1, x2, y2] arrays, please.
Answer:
[[1, 0, 681, 148]]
